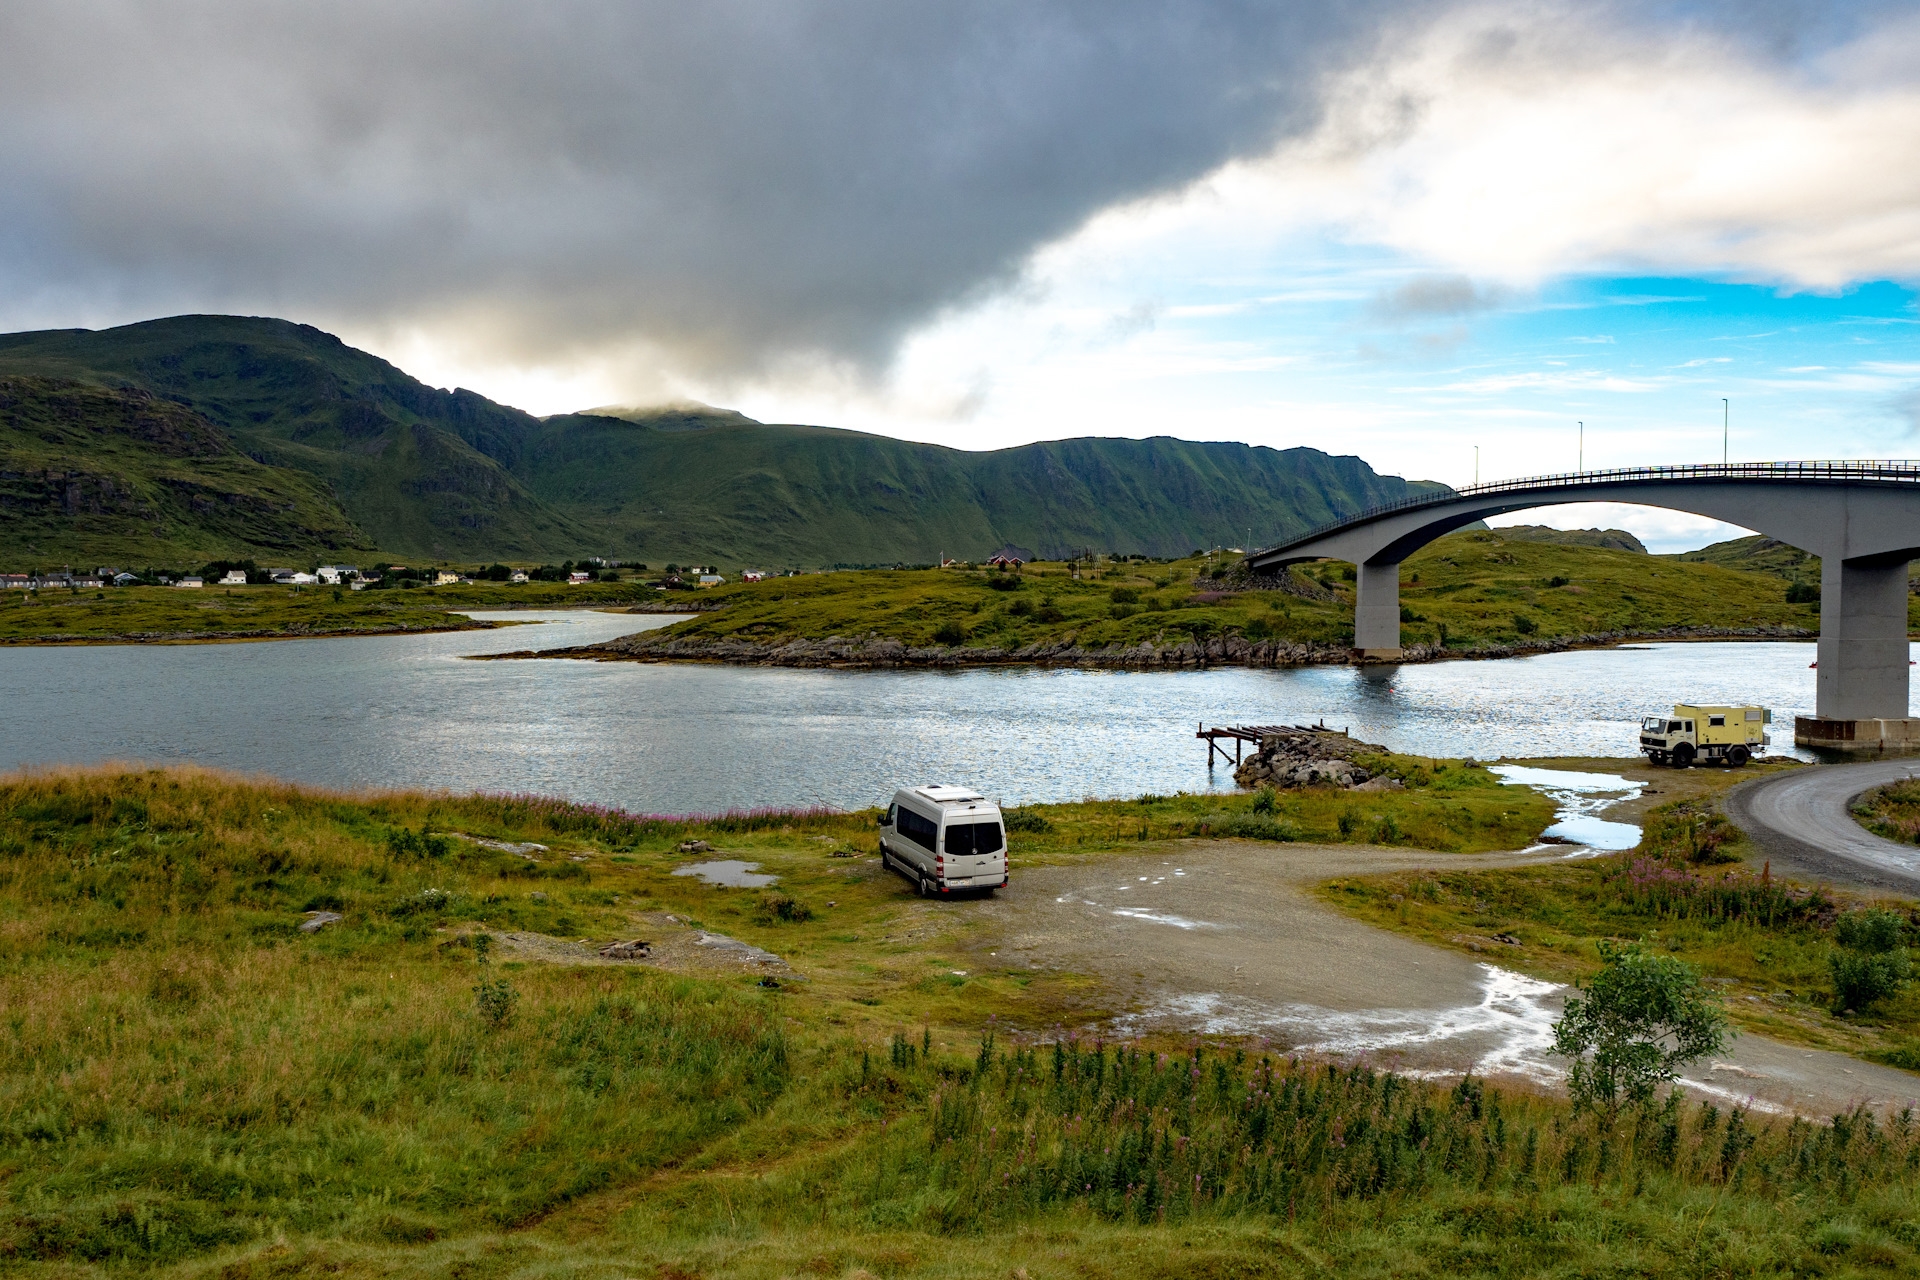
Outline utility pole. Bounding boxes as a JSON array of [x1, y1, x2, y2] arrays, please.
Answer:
[[1578, 421, 1583, 473], [1722, 398, 1729, 466], [1474, 445, 1479, 485]]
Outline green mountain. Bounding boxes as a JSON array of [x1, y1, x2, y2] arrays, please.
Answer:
[[0, 315, 1447, 565], [0, 376, 367, 566], [0, 316, 589, 560], [520, 408, 1442, 565], [1496, 524, 1647, 554]]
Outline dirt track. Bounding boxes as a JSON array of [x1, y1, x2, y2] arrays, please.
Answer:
[[973, 838, 1920, 1116]]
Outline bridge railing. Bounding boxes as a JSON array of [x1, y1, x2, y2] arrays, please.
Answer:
[[1253, 460, 1920, 559]]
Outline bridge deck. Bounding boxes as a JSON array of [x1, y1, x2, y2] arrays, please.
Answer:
[[1256, 459, 1920, 561]]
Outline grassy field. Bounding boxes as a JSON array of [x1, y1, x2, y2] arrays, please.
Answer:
[[1322, 765, 1920, 1068], [0, 582, 657, 643], [634, 530, 1864, 656], [6, 765, 1920, 1277]]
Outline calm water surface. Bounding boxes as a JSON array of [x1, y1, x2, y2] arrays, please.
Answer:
[[0, 610, 1872, 811]]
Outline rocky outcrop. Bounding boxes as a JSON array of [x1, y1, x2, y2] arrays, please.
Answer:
[[1231, 727, 1400, 790], [484, 622, 1817, 671]]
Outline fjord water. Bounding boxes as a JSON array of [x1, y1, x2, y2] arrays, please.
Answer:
[[0, 610, 1859, 812]]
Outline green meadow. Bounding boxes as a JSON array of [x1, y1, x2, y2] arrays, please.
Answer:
[[6, 765, 1920, 1278], [637, 530, 1859, 656]]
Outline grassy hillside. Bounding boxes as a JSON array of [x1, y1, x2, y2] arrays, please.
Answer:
[[0, 376, 369, 564], [1494, 523, 1648, 553], [4, 765, 1918, 1278], [0, 317, 593, 560], [1677, 533, 1822, 581], [613, 530, 1847, 655], [523, 410, 1443, 565], [0, 316, 1446, 568]]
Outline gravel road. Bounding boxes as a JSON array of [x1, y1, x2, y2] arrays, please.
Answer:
[[977, 838, 1920, 1116], [1724, 759, 1920, 893]]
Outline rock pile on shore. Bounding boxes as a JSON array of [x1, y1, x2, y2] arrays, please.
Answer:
[[1232, 727, 1406, 792]]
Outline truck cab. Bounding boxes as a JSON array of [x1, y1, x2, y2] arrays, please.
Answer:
[[1639, 703, 1770, 767], [877, 784, 1008, 897]]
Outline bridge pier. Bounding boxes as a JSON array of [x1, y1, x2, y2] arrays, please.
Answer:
[[1353, 561, 1403, 659], [1798, 555, 1917, 750]]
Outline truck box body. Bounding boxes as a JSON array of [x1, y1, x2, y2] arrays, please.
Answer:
[[1639, 704, 1770, 766]]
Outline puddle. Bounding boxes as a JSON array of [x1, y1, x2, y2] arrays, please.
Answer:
[[1112, 963, 1566, 1085], [1108, 907, 1222, 930], [673, 860, 778, 888], [1490, 764, 1642, 852]]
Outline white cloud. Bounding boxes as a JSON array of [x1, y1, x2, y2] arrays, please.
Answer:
[[1251, 5, 1920, 287]]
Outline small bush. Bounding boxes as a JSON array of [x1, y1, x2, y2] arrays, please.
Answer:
[[758, 892, 814, 923], [1513, 613, 1538, 636], [387, 825, 451, 858], [930, 620, 968, 646], [1830, 909, 1911, 1014], [1108, 586, 1139, 605], [474, 976, 519, 1029], [1250, 786, 1277, 815], [1006, 597, 1033, 617], [1004, 809, 1053, 834], [1546, 575, 1571, 588], [1108, 603, 1137, 620], [985, 576, 1023, 592], [1786, 579, 1820, 604]]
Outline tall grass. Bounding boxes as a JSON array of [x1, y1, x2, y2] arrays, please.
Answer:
[[1603, 856, 1833, 926]]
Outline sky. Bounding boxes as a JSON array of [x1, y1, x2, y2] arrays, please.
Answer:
[[3, 1, 1918, 552]]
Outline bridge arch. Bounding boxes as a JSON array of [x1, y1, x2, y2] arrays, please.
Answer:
[[1244, 463, 1920, 725]]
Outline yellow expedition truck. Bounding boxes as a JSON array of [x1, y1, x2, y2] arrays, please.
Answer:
[[1638, 704, 1771, 767]]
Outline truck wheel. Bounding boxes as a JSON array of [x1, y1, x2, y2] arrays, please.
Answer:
[[1673, 744, 1695, 768], [1729, 745, 1750, 767]]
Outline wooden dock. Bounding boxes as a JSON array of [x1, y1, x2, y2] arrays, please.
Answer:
[[1196, 721, 1344, 767]]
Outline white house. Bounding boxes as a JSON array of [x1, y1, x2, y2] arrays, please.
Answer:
[[176, 576, 205, 588], [509, 570, 528, 583], [218, 570, 247, 586], [434, 570, 461, 586]]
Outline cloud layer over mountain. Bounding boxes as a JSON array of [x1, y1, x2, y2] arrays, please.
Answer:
[[0, 0, 1912, 399]]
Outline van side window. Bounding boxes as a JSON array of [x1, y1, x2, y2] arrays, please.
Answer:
[[898, 807, 938, 851]]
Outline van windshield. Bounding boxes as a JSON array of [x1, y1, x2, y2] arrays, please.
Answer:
[[945, 821, 1004, 856]]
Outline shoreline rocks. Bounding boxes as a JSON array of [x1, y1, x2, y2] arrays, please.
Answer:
[[482, 622, 1816, 671]]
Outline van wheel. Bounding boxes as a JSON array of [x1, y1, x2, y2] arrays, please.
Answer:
[[917, 874, 934, 898], [879, 846, 894, 873], [1729, 745, 1750, 767], [1673, 744, 1695, 768]]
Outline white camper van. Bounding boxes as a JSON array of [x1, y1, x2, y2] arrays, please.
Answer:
[[878, 785, 1008, 896]]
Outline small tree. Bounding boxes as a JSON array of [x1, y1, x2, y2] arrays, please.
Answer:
[[1552, 941, 1729, 1116]]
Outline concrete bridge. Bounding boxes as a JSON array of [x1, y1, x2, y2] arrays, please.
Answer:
[[1245, 461, 1920, 749]]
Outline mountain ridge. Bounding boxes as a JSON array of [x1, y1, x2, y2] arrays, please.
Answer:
[[0, 315, 1449, 565]]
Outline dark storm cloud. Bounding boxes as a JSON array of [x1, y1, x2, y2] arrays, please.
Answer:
[[0, 1, 1898, 376], [0, 0, 1400, 374]]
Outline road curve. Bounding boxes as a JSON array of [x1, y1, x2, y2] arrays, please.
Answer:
[[1725, 760, 1920, 894]]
